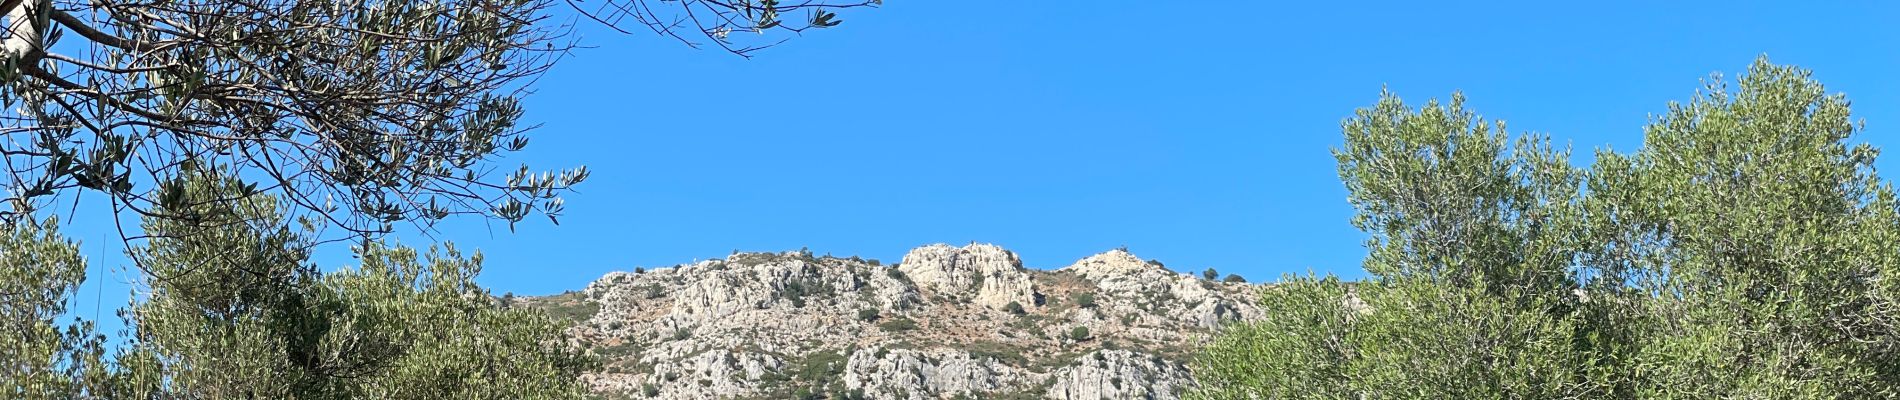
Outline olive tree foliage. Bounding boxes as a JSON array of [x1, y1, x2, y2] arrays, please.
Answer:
[[0, 0, 588, 238], [0, 217, 114, 398], [0, 0, 881, 396], [0, 170, 593, 398], [1579, 60, 1900, 397], [1194, 58, 1900, 399], [0, 0, 883, 244]]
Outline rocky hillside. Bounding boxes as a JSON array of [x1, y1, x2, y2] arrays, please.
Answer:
[[522, 243, 1264, 400]]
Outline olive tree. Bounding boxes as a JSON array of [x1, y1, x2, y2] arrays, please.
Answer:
[[0, 0, 881, 242], [0, 217, 113, 398], [1194, 58, 1900, 399], [16, 169, 595, 398], [0, 0, 886, 397]]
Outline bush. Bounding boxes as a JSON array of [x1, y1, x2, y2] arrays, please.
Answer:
[[1004, 301, 1026, 315], [642, 383, 659, 397], [1069, 326, 1090, 341], [1222, 274, 1246, 283], [1202, 268, 1218, 280], [1072, 292, 1096, 308], [857, 308, 881, 322], [1195, 60, 1900, 398], [878, 317, 918, 332], [795, 351, 848, 382]]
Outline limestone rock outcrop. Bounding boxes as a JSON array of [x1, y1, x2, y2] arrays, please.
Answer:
[[1046, 350, 1194, 400], [843, 347, 1028, 399], [897, 243, 1040, 310], [532, 244, 1266, 400], [1061, 249, 1264, 329]]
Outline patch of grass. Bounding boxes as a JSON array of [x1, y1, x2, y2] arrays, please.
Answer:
[[794, 350, 849, 382], [520, 291, 599, 327], [1072, 292, 1097, 308], [1007, 314, 1046, 333], [594, 341, 640, 358], [965, 341, 1030, 366], [878, 317, 917, 332]]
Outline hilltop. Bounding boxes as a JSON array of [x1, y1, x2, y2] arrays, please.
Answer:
[[521, 243, 1266, 399]]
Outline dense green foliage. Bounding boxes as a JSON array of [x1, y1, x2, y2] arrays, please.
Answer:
[[1, 172, 592, 398], [0, 218, 112, 397], [0, 0, 884, 236], [1195, 58, 1900, 399], [0, 0, 895, 397], [878, 317, 919, 332], [1072, 292, 1097, 308]]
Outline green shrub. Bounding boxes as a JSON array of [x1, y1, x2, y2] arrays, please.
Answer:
[[878, 317, 918, 332], [1069, 326, 1090, 341], [1195, 60, 1900, 399], [795, 351, 848, 382], [1071, 292, 1096, 308], [857, 308, 881, 322]]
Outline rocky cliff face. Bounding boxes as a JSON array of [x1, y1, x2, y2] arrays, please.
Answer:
[[527, 244, 1263, 400]]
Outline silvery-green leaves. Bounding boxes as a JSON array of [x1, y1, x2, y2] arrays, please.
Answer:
[[0, 0, 585, 243], [42, 172, 594, 398], [1195, 58, 1900, 399]]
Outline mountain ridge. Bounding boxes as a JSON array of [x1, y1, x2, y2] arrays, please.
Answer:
[[523, 243, 1265, 399]]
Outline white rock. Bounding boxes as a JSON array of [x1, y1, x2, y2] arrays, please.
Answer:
[[899, 243, 1040, 311], [1045, 350, 1193, 400]]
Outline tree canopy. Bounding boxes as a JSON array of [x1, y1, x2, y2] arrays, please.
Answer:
[[1194, 58, 1900, 399], [6, 170, 595, 398], [0, 0, 887, 397], [0, 0, 881, 243]]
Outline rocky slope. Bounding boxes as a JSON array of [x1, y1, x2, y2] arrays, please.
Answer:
[[524, 243, 1263, 399]]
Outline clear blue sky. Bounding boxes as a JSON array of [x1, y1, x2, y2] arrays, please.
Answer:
[[62, 0, 1900, 311]]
